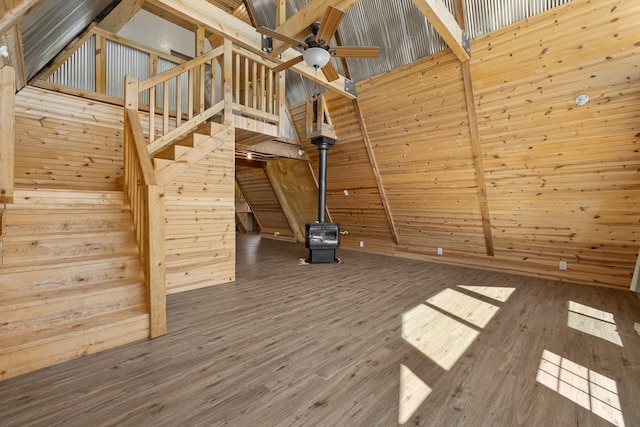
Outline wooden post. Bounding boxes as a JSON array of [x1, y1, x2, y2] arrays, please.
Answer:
[[195, 26, 205, 113], [223, 39, 233, 126], [95, 33, 106, 94], [0, 66, 15, 203], [147, 184, 167, 337]]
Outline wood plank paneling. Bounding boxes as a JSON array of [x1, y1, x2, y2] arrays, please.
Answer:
[[357, 49, 487, 255], [236, 164, 295, 240], [265, 158, 318, 242], [294, 0, 640, 289], [472, 0, 640, 288], [163, 128, 235, 294], [290, 94, 395, 252], [14, 86, 123, 191]]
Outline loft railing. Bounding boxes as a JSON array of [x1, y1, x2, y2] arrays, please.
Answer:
[[125, 39, 286, 156]]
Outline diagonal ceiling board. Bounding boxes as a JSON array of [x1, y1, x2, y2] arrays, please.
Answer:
[[97, 0, 145, 33], [146, 0, 355, 99], [454, 0, 494, 256], [411, 0, 470, 62], [270, 0, 364, 56]]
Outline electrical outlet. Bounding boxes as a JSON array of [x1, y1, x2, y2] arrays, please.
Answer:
[[437, 247, 443, 255], [559, 260, 567, 270], [359, 241, 364, 247]]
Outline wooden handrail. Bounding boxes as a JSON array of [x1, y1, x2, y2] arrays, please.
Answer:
[[123, 76, 166, 338], [139, 45, 224, 92], [125, 108, 157, 184]]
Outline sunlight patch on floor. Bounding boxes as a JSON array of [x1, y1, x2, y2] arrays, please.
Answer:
[[537, 349, 625, 427], [427, 288, 500, 329], [402, 303, 479, 371], [399, 286, 516, 422], [457, 285, 516, 303], [567, 301, 623, 346], [398, 364, 432, 424]]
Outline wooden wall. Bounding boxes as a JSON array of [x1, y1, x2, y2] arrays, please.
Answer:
[[296, 0, 640, 289], [236, 164, 296, 240], [164, 131, 236, 294], [264, 158, 318, 242], [15, 87, 123, 191], [290, 96, 396, 252], [14, 85, 236, 294]]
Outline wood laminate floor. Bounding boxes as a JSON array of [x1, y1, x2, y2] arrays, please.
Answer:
[[1, 234, 640, 426]]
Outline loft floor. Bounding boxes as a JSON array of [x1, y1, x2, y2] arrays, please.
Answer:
[[1, 234, 639, 426]]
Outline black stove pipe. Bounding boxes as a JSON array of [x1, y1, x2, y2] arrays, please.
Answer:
[[317, 141, 328, 223], [312, 136, 335, 223]]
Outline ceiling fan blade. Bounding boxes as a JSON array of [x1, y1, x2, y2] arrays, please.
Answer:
[[321, 62, 340, 82], [272, 55, 304, 73], [331, 46, 380, 58], [315, 6, 345, 46], [257, 26, 308, 48]]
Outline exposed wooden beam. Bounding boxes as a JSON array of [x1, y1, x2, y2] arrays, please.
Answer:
[[0, 0, 45, 36], [411, 0, 470, 62], [352, 100, 399, 245], [147, 0, 356, 99], [454, 0, 494, 256], [276, 0, 287, 27], [270, 0, 363, 55], [237, 140, 308, 160], [97, 0, 144, 33]]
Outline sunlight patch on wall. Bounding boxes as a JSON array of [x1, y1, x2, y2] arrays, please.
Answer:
[[537, 349, 625, 427], [457, 285, 516, 303], [398, 364, 432, 424], [567, 301, 623, 346]]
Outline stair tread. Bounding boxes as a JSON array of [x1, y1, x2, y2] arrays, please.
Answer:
[[0, 306, 149, 354], [0, 278, 145, 311]]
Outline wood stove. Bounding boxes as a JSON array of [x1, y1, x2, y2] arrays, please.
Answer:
[[305, 222, 340, 263], [305, 134, 340, 263]]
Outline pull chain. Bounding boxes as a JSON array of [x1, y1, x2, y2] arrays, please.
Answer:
[[313, 67, 319, 96]]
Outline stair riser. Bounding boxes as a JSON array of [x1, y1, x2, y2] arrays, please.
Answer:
[[5, 217, 134, 236], [0, 258, 143, 299], [0, 315, 149, 380], [0, 287, 146, 327], [2, 233, 139, 265]]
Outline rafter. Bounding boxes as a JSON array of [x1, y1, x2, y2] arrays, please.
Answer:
[[147, 0, 355, 99], [411, 0, 470, 62], [97, 0, 145, 34]]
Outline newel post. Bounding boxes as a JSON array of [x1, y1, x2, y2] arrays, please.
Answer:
[[0, 66, 15, 204]]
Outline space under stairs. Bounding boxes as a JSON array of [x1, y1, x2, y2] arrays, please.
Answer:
[[0, 188, 149, 380]]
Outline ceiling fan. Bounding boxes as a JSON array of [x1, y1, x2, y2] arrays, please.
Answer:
[[256, 6, 380, 82]]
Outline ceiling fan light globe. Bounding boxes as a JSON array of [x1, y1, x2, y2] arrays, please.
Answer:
[[303, 47, 331, 69]]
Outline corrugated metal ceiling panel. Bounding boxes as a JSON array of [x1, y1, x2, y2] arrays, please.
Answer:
[[21, 0, 113, 80], [250, 0, 572, 105]]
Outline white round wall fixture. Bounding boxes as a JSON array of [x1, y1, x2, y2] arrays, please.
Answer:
[[575, 94, 590, 106]]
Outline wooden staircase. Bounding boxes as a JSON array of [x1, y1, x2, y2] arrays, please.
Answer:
[[151, 121, 230, 185], [0, 188, 149, 380]]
